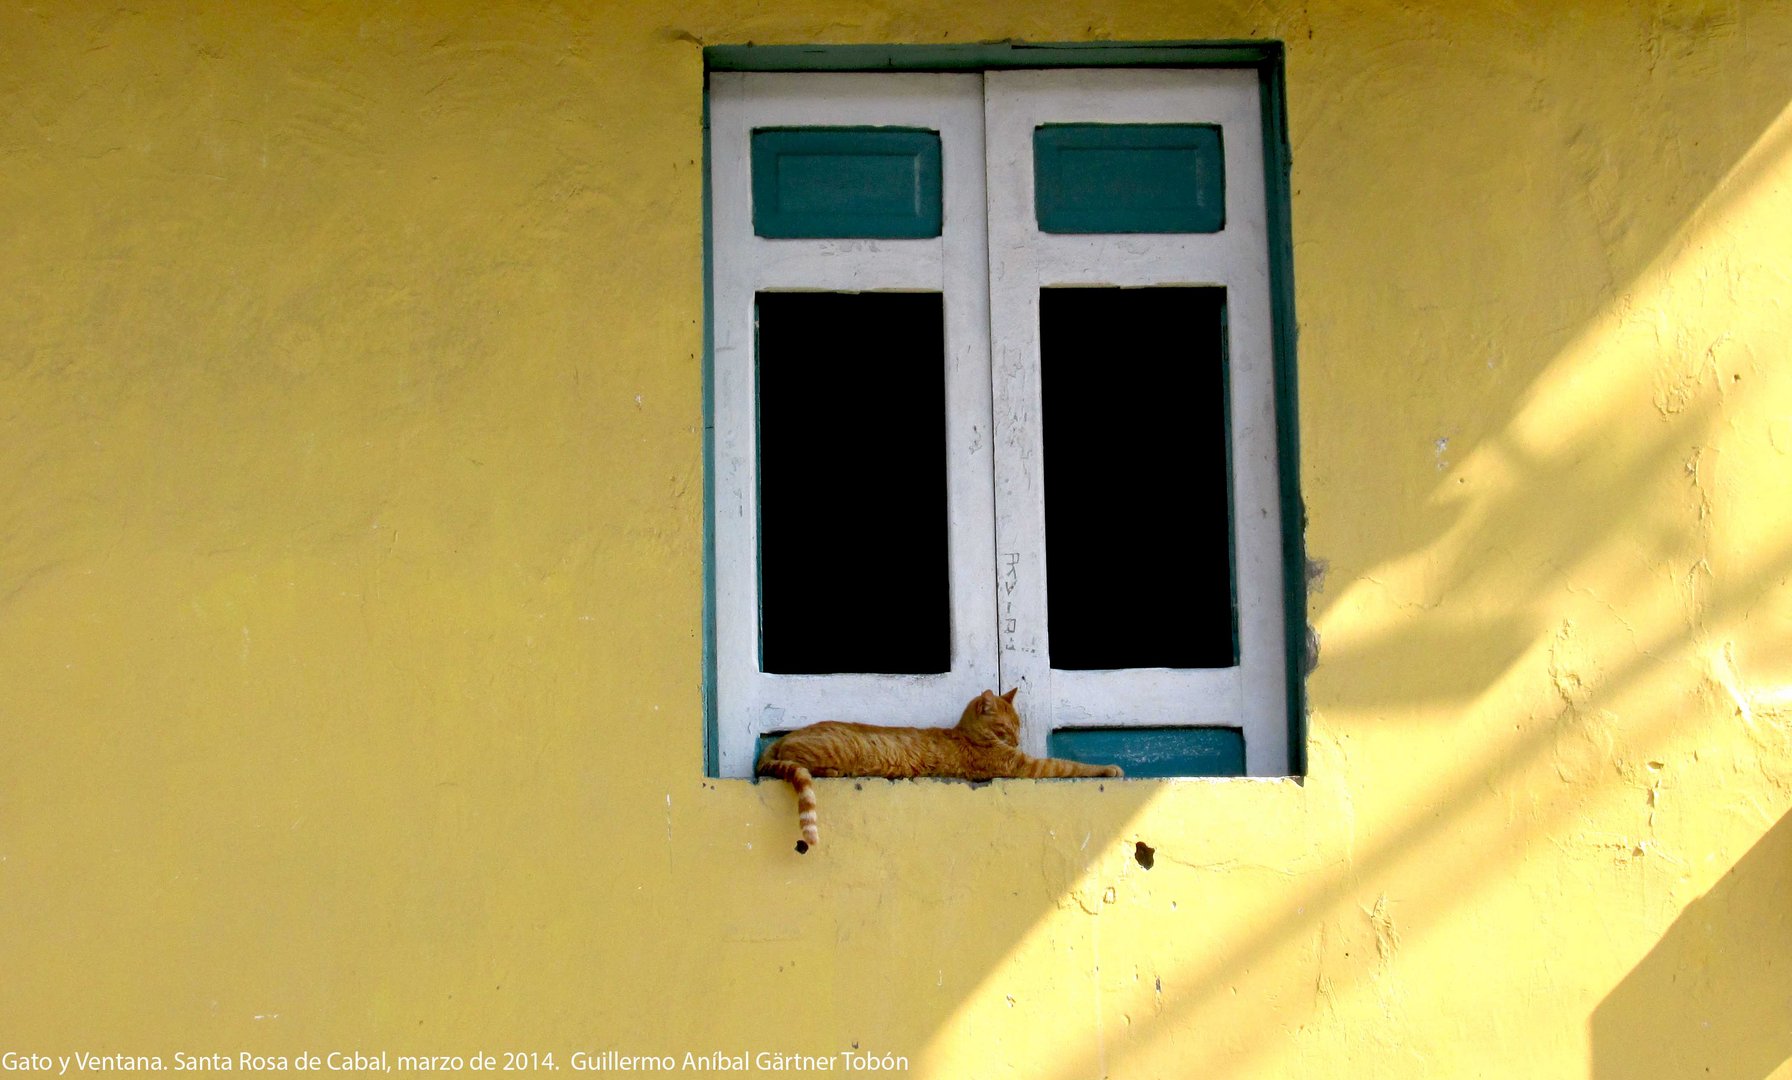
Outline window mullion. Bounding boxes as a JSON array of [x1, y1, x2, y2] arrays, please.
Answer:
[[984, 75, 1057, 758]]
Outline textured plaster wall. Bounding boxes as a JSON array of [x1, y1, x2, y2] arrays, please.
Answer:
[[2, 3, 1789, 1078]]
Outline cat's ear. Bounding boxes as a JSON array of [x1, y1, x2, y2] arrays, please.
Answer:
[[1001, 688, 1019, 705]]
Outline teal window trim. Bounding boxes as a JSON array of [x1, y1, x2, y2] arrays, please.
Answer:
[[701, 41, 1306, 779], [706, 41, 1282, 72], [1258, 53, 1307, 778], [702, 86, 720, 776]]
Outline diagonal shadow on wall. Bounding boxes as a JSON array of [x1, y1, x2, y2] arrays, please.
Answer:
[[991, 4, 1792, 1074], [1591, 811, 1792, 1080]]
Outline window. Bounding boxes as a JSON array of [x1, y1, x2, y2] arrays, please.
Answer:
[[706, 52, 1302, 779]]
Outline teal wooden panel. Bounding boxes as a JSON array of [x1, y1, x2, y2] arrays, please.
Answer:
[[751, 127, 943, 239], [1033, 124, 1225, 234], [1049, 726, 1245, 778]]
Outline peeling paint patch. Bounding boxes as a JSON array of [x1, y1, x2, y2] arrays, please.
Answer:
[[1366, 894, 1400, 965], [1305, 556, 1329, 594], [1709, 643, 1792, 729], [1769, 416, 1792, 454]]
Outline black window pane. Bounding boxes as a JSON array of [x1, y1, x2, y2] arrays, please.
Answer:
[[1040, 286, 1236, 670], [756, 292, 950, 675]]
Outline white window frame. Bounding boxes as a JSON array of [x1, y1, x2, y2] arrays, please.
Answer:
[[709, 68, 1290, 778]]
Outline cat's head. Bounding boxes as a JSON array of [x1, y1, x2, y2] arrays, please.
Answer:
[[959, 687, 1022, 746]]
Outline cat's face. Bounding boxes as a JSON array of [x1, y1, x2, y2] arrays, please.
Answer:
[[960, 688, 1022, 746]]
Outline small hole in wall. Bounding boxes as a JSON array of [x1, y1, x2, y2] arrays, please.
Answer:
[[795, 840, 809, 854], [1134, 842, 1156, 870]]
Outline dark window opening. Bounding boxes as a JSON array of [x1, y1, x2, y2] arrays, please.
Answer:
[[755, 291, 951, 675], [1039, 286, 1236, 670]]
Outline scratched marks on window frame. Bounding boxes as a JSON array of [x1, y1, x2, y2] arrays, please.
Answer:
[[1000, 551, 1020, 652]]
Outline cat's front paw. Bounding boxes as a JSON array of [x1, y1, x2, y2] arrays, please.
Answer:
[[1101, 765, 1124, 778]]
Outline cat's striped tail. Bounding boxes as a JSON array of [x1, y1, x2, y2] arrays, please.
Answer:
[[757, 758, 820, 852]]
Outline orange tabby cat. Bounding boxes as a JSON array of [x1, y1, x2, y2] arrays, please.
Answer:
[[756, 688, 1123, 852]]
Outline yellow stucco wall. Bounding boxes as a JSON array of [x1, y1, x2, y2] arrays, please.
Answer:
[[3, 2, 1789, 1077]]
